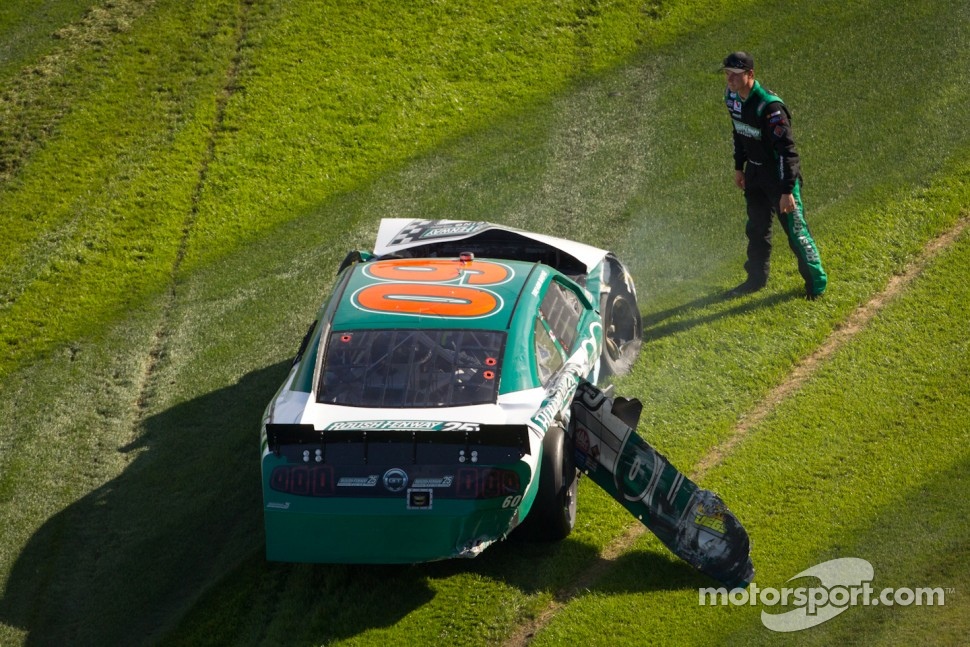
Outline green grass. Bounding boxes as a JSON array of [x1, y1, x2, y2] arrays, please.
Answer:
[[0, 0, 243, 377], [0, 0, 708, 381], [533, 197, 970, 645], [1, 0, 969, 645], [0, 0, 91, 77]]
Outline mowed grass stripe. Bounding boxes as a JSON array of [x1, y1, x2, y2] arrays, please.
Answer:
[[0, 0, 154, 180], [0, 0, 244, 378], [134, 0, 253, 418]]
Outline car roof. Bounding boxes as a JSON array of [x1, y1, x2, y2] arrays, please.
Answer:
[[330, 256, 546, 332]]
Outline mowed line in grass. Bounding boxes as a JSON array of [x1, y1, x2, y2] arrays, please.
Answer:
[[0, 0, 246, 379], [133, 0, 252, 418], [0, 0, 154, 181], [503, 214, 970, 647]]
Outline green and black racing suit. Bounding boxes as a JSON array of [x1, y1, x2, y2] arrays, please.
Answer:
[[725, 80, 827, 296]]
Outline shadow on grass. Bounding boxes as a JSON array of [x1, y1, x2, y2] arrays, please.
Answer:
[[588, 548, 715, 595], [642, 289, 800, 343], [0, 360, 292, 646], [487, 538, 710, 598], [0, 358, 712, 647]]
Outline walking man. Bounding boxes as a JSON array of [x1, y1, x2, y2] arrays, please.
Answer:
[[722, 51, 827, 299]]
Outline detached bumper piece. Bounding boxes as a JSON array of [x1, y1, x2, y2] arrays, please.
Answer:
[[570, 382, 754, 589]]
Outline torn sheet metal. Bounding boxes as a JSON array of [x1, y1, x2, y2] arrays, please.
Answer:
[[570, 381, 754, 589]]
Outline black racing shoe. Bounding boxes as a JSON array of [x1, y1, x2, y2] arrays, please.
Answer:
[[805, 290, 824, 301], [727, 279, 766, 297]]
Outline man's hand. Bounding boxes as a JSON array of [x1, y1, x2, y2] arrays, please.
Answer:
[[734, 170, 745, 190], [779, 193, 796, 214]]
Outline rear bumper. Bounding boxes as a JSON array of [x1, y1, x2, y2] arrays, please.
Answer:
[[263, 500, 517, 563], [260, 422, 536, 562]]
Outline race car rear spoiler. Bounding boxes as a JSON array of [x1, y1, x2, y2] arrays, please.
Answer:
[[265, 423, 531, 465]]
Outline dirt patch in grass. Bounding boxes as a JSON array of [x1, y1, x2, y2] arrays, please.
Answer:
[[0, 0, 154, 182]]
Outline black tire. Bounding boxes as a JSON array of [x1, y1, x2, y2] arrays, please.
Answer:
[[516, 425, 578, 541], [599, 288, 643, 380]]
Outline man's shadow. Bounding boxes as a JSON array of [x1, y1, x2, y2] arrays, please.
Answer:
[[642, 288, 799, 343]]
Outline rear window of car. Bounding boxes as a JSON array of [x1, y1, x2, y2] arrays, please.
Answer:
[[317, 329, 505, 408]]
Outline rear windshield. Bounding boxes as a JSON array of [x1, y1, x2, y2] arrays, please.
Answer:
[[318, 329, 505, 408]]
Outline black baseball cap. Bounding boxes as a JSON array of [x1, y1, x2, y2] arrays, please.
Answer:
[[721, 51, 754, 73]]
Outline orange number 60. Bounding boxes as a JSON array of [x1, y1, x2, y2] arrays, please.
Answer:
[[354, 259, 511, 318]]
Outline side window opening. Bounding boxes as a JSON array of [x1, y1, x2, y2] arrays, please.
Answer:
[[540, 279, 583, 354], [533, 316, 564, 385]]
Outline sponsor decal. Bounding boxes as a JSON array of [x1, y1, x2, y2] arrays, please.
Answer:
[[383, 468, 409, 493], [324, 420, 481, 432], [732, 119, 762, 139], [387, 219, 491, 247], [266, 502, 290, 510], [412, 476, 455, 488], [421, 222, 489, 238], [573, 425, 601, 473], [693, 501, 728, 534], [337, 475, 379, 487], [531, 322, 602, 434], [532, 269, 549, 297]]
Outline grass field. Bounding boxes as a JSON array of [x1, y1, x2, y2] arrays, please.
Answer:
[[1, 0, 968, 645]]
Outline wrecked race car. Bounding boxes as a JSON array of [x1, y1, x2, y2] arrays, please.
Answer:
[[259, 219, 751, 587]]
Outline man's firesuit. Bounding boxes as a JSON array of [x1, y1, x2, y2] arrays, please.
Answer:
[[725, 80, 827, 297]]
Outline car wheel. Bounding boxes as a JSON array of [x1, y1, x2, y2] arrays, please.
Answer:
[[599, 289, 643, 379], [517, 425, 578, 541]]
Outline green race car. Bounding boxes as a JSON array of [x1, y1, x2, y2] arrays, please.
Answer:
[[259, 219, 642, 563]]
